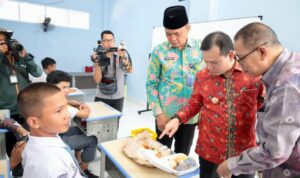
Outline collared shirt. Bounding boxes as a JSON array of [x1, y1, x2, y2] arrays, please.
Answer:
[[146, 39, 205, 124], [177, 62, 264, 164], [22, 135, 83, 178], [29, 70, 47, 83], [228, 48, 300, 177]]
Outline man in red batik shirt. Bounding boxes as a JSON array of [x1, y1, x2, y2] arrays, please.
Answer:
[[160, 31, 265, 178]]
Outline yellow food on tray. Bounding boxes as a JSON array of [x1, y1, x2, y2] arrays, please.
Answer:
[[130, 128, 157, 140]]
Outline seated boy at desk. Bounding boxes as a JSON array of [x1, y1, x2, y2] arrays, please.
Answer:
[[0, 117, 28, 170], [47, 70, 99, 178], [18, 83, 83, 178]]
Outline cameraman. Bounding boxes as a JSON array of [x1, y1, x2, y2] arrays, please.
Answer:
[[0, 28, 42, 176], [92, 30, 132, 115]]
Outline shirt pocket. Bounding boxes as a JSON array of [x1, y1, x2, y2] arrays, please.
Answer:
[[239, 89, 258, 108]]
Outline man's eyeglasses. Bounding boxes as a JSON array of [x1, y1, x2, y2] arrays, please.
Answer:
[[235, 42, 267, 62], [102, 39, 114, 43]]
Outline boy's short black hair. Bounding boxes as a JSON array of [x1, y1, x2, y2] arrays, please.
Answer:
[[41, 57, 56, 69], [18, 82, 61, 118], [46, 70, 71, 84]]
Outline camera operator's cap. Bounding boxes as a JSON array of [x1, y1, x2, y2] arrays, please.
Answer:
[[0, 28, 13, 38], [163, 5, 188, 29]]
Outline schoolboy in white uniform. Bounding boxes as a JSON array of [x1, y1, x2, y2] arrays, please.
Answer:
[[47, 70, 99, 178], [18, 83, 83, 178]]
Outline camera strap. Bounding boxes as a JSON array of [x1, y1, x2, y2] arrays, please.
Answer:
[[102, 54, 117, 80], [2, 55, 31, 83]]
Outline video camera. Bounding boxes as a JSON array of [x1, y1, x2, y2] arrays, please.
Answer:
[[0, 28, 24, 53], [91, 40, 118, 66]]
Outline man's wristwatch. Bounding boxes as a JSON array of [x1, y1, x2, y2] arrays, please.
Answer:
[[170, 114, 181, 124]]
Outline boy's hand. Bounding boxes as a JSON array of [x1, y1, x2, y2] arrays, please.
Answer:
[[79, 103, 90, 111], [159, 117, 180, 139], [79, 103, 91, 118]]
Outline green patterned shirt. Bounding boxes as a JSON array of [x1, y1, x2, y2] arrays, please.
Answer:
[[146, 39, 205, 124]]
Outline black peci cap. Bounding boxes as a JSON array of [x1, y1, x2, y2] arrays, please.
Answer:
[[163, 5, 188, 29]]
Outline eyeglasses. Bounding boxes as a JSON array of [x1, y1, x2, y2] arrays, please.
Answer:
[[102, 39, 115, 43], [235, 42, 267, 62]]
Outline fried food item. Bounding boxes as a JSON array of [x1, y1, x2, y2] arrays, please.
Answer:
[[168, 154, 187, 169], [175, 157, 197, 171], [123, 130, 172, 167], [155, 147, 172, 158]]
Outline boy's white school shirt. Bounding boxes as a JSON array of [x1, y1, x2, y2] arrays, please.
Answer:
[[22, 135, 84, 178]]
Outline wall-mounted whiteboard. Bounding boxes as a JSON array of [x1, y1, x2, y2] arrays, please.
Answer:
[[151, 16, 262, 49]]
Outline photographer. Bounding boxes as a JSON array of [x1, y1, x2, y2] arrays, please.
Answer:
[[0, 28, 42, 176], [92, 30, 132, 116]]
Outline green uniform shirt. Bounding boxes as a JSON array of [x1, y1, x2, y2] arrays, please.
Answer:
[[0, 53, 42, 115], [146, 39, 205, 124]]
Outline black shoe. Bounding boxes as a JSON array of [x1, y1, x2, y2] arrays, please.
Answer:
[[12, 163, 23, 177], [83, 170, 99, 178]]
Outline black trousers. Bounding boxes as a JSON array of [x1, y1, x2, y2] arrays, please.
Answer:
[[156, 122, 196, 155], [199, 157, 255, 178], [94, 97, 124, 112]]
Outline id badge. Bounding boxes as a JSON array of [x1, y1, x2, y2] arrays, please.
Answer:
[[9, 74, 18, 84], [186, 74, 195, 87]]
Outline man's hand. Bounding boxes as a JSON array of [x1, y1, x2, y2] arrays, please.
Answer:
[[91, 52, 98, 62], [10, 141, 26, 170], [19, 48, 27, 58], [117, 49, 125, 58], [122, 57, 129, 66], [156, 113, 169, 131], [217, 160, 232, 178], [159, 117, 180, 139], [0, 40, 8, 54]]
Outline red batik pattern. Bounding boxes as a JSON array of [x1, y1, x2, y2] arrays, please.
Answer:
[[177, 63, 264, 164]]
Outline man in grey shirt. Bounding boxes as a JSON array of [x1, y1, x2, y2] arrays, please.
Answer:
[[92, 30, 133, 114], [217, 22, 300, 178]]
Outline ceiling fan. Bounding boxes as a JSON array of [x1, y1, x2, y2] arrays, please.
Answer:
[[41, 17, 55, 32]]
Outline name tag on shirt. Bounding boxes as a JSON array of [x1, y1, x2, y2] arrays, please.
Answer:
[[164, 57, 174, 61], [186, 74, 195, 87], [9, 74, 18, 84]]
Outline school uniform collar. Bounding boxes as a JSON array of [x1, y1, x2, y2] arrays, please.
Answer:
[[28, 135, 68, 148]]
